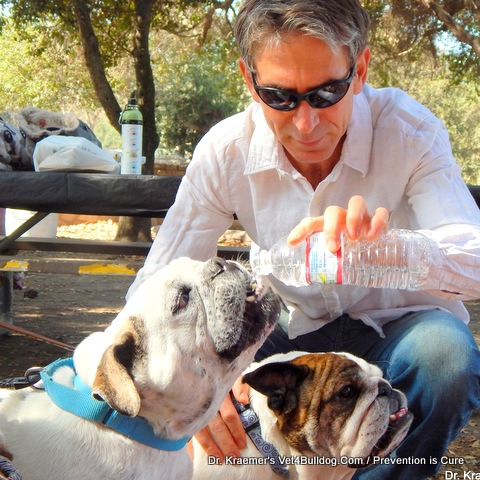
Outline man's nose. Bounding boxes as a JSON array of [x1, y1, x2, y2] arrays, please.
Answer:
[[292, 101, 320, 134]]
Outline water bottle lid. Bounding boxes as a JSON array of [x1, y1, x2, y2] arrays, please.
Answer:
[[119, 98, 143, 124]]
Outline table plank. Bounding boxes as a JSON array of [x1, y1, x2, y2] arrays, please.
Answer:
[[0, 172, 182, 217]]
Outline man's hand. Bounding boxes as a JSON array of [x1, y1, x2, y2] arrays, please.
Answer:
[[192, 377, 250, 460], [288, 195, 389, 250]]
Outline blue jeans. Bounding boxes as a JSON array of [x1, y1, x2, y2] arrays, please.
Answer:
[[255, 309, 480, 480]]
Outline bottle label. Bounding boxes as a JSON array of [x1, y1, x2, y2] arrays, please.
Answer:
[[305, 233, 342, 284], [121, 124, 143, 156], [121, 124, 143, 174]]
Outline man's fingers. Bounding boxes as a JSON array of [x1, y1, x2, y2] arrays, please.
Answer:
[[367, 207, 390, 237], [218, 394, 247, 452], [192, 392, 246, 461], [346, 195, 370, 239], [323, 206, 347, 251], [233, 376, 250, 404], [286, 198, 389, 252], [193, 423, 225, 459], [287, 216, 324, 246]]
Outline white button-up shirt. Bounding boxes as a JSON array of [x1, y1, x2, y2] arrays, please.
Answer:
[[128, 84, 480, 339]]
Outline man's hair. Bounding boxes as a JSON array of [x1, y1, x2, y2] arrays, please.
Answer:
[[234, 0, 370, 72]]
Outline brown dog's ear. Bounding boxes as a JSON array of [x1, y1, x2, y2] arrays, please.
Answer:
[[92, 316, 145, 417], [242, 362, 310, 414]]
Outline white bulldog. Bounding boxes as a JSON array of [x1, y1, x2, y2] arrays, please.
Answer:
[[193, 351, 413, 480], [0, 257, 280, 480]]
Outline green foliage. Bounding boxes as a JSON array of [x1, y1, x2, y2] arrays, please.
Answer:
[[0, 20, 97, 112], [154, 34, 249, 157], [93, 117, 122, 150]]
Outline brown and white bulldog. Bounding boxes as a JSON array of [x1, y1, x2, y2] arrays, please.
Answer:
[[193, 351, 413, 480], [0, 257, 280, 480]]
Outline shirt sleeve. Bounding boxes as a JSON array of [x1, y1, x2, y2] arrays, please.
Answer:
[[403, 114, 480, 300], [421, 223, 480, 300]]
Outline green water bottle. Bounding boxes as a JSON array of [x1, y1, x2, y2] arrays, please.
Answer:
[[119, 96, 143, 174]]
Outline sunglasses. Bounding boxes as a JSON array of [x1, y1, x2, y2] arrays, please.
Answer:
[[251, 67, 355, 111]]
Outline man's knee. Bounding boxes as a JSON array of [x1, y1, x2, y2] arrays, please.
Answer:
[[384, 311, 480, 394]]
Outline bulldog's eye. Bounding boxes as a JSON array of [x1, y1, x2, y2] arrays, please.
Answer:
[[4, 130, 13, 144], [173, 287, 191, 314], [337, 384, 358, 400]]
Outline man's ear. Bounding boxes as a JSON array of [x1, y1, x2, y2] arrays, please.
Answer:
[[238, 58, 260, 101], [353, 46, 370, 94], [242, 361, 310, 414]]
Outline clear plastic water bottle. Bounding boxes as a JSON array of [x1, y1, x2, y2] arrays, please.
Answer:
[[250, 229, 431, 290], [119, 95, 143, 174]]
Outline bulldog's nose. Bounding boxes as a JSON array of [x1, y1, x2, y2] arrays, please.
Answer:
[[205, 257, 230, 279], [378, 379, 393, 397]]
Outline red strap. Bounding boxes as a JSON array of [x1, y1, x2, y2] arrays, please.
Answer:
[[305, 236, 312, 285], [337, 248, 343, 284]]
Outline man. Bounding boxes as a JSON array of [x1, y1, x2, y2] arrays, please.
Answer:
[[128, 0, 480, 477]]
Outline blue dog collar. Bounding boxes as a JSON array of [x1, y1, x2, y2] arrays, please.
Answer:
[[40, 358, 190, 451]]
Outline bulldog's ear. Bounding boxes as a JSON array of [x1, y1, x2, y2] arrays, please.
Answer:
[[242, 362, 309, 413], [92, 316, 145, 417]]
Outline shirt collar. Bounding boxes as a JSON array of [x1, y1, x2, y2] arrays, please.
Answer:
[[244, 103, 286, 175], [244, 89, 373, 178], [341, 86, 373, 177]]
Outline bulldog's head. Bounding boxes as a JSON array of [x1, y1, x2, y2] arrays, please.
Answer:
[[243, 352, 413, 466], [75, 257, 280, 439], [0, 119, 32, 171]]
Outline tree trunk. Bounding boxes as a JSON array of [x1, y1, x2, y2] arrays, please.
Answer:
[[115, 216, 152, 242], [74, 0, 160, 242], [133, 0, 160, 176], [114, 0, 159, 242]]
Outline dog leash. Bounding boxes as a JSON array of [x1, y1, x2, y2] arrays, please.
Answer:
[[231, 393, 290, 478], [0, 321, 74, 352], [40, 358, 190, 451], [0, 456, 22, 480], [0, 367, 43, 390]]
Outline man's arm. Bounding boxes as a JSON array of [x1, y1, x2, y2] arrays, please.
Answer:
[[192, 195, 390, 458]]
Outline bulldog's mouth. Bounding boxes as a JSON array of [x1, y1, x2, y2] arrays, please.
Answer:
[[364, 406, 413, 464], [246, 280, 269, 304], [244, 279, 278, 330], [218, 276, 280, 361]]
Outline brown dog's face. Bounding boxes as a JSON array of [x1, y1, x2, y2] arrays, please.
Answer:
[[243, 352, 413, 465]]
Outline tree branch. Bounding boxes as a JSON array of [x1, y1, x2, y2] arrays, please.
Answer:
[[72, 0, 122, 132], [417, 0, 480, 56]]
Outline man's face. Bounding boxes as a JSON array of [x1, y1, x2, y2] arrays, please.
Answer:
[[240, 34, 370, 181]]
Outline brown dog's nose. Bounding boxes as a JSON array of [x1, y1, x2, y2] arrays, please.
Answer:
[[378, 379, 393, 397]]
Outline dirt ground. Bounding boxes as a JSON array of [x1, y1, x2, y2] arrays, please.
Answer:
[[0, 255, 479, 479]]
